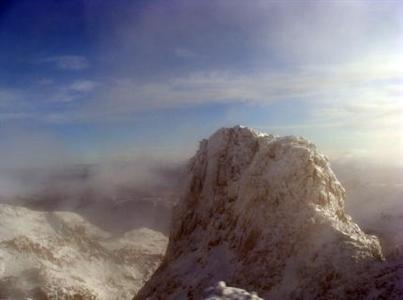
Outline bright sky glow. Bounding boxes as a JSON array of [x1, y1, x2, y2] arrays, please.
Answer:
[[0, 0, 402, 164]]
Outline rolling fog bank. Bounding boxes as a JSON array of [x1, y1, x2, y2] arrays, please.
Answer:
[[0, 147, 401, 249], [0, 159, 184, 235]]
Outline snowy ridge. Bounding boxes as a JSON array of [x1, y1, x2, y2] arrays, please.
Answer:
[[0, 204, 167, 299], [135, 126, 402, 299]]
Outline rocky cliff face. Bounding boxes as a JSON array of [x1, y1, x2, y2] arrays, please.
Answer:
[[0, 204, 167, 299], [136, 126, 402, 299]]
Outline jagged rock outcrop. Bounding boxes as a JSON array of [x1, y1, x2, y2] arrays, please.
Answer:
[[135, 126, 403, 299], [0, 204, 167, 299]]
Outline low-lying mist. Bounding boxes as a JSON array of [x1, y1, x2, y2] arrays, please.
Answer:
[[0, 130, 401, 250], [0, 159, 185, 235], [0, 129, 187, 234], [332, 159, 403, 256]]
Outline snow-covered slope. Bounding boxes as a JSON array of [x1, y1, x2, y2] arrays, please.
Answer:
[[0, 203, 167, 299], [135, 126, 403, 299]]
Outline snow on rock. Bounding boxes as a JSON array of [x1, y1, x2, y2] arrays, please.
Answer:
[[203, 281, 263, 300], [135, 126, 403, 299], [0, 203, 167, 299]]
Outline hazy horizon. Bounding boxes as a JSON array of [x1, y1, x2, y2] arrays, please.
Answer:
[[0, 0, 401, 168]]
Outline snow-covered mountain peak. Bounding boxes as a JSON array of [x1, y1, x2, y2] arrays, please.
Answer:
[[135, 126, 392, 299]]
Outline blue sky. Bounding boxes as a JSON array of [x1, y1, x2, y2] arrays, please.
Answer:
[[0, 0, 402, 165]]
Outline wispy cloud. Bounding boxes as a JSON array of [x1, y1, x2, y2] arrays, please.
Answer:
[[79, 49, 401, 118], [1, 47, 401, 125], [37, 78, 54, 86], [40, 55, 90, 70], [47, 79, 98, 103], [68, 80, 98, 92], [174, 47, 200, 59], [0, 0, 401, 164], [0, 78, 99, 122], [0, 88, 21, 104], [0, 88, 34, 122], [0, 112, 34, 121]]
